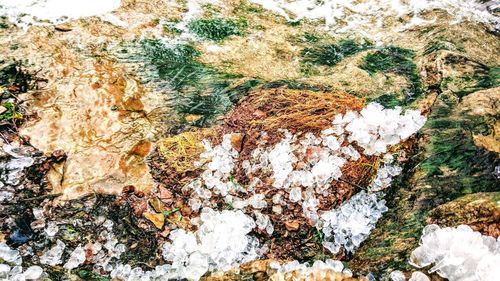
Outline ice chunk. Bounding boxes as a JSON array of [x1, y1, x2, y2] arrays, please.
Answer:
[[320, 191, 388, 254], [40, 240, 66, 266], [408, 271, 430, 281], [23, 266, 43, 280], [410, 224, 500, 281], [64, 245, 86, 270], [390, 270, 406, 281]]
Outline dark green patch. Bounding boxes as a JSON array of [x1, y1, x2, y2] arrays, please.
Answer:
[[360, 46, 422, 100], [440, 66, 499, 98], [131, 39, 260, 126], [367, 93, 404, 108], [188, 18, 248, 41], [423, 40, 458, 55], [76, 269, 110, 281], [0, 16, 8, 29], [236, 2, 265, 14], [162, 20, 183, 35], [302, 39, 373, 67]]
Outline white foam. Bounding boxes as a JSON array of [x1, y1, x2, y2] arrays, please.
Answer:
[[0, 0, 121, 27], [249, 0, 500, 35]]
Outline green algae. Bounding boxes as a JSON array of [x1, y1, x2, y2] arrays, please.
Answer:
[[423, 40, 459, 55], [188, 18, 248, 41], [367, 93, 403, 109], [301, 39, 372, 67], [0, 102, 22, 121], [360, 46, 422, 99], [131, 39, 260, 126]]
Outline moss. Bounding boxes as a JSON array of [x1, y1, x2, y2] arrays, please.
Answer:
[[367, 93, 404, 108], [301, 39, 373, 67], [360, 46, 422, 100], [162, 20, 183, 35], [236, 2, 265, 14], [0, 102, 23, 121], [76, 270, 110, 281], [188, 18, 248, 41], [134, 39, 260, 127], [423, 40, 458, 55]]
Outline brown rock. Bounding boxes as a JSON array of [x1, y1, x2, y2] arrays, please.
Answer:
[[285, 220, 300, 231], [158, 186, 173, 201], [230, 133, 244, 152], [122, 185, 135, 194], [148, 197, 165, 213], [143, 212, 165, 229]]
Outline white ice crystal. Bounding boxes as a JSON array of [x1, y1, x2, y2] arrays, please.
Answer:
[[410, 224, 500, 281], [390, 270, 406, 281], [44, 221, 59, 237], [269, 134, 296, 188], [341, 103, 426, 155], [0, 243, 44, 280], [271, 259, 347, 278], [408, 271, 430, 281], [368, 154, 403, 192], [0, 242, 21, 265], [64, 245, 86, 270], [157, 209, 260, 280], [320, 191, 388, 254], [40, 239, 66, 266]]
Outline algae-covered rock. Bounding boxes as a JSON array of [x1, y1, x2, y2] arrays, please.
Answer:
[[427, 192, 500, 237]]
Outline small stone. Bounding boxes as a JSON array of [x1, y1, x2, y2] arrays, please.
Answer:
[[148, 197, 165, 213], [230, 133, 244, 152], [143, 212, 165, 229], [285, 220, 300, 231], [0, 106, 7, 115], [122, 185, 135, 194]]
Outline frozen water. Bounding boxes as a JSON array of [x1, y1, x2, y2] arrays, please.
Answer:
[[390, 270, 406, 281], [410, 224, 500, 281], [368, 155, 403, 192], [158, 209, 260, 280], [320, 191, 388, 254], [64, 245, 86, 270], [44, 221, 59, 237], [22, 266, 43, 280], [408, 271, 430, 281], [341, 103, 426, 156], [0, 243, 44, 280], [40, 239, 66, 266], [289, 187, 302, 202], [0, 242, 21, 265]]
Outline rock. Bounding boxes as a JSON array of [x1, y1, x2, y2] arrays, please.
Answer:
[[143, 212, 165, 229], [0, 105, 6, 115], [285, 220, 300, 231], [230, 133, 244, 152], [427, 192, 500, 237], [148, 197, 165, 213]]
